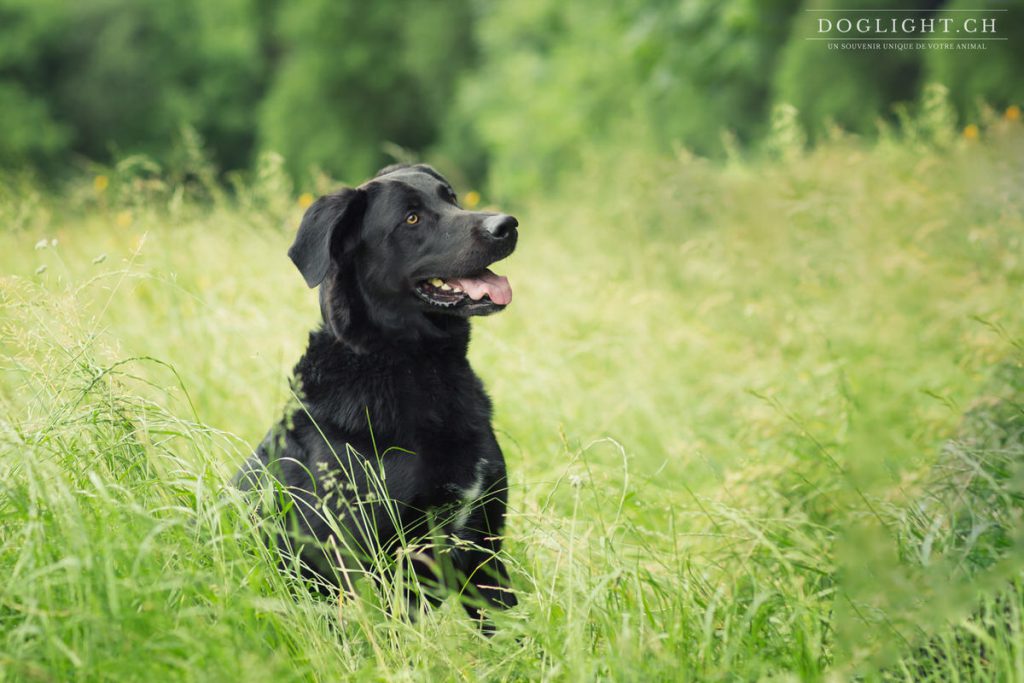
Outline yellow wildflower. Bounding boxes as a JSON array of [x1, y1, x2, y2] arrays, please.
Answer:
[[1005, 105, 1021, 122], [963, 124, 979, 140], [93, 175, 110, 193], [464, 191, 481, 209], [298, 192, 315, 209]]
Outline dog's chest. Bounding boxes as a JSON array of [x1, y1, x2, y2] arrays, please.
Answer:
[[399, 355, 482, 429], [322, 347, 495, 526]]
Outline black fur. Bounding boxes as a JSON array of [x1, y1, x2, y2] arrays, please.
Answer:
[[236, 164, 519, 628]]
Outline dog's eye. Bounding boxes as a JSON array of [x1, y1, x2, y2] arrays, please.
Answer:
[[405, 212, 420, 225]]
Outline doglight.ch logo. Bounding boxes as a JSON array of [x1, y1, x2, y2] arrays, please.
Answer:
[[807, 7, 1007, 51]]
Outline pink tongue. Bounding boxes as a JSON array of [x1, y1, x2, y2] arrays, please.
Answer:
[[448, 269, 512, 305]]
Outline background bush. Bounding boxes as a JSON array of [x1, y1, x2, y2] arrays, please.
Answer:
[[0, 0, 267, 172], [0, 0, 1020, 188]]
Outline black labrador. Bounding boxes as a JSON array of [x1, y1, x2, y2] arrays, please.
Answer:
[[236, 163, 519, 628]]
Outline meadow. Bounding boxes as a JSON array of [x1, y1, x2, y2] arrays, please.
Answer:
[[1, 112, 1023, 681]]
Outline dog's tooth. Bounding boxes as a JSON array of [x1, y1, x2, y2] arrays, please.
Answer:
[[429, 278, 443, 287], [440, 283, 452, 291], [451, 284, 463, 292]]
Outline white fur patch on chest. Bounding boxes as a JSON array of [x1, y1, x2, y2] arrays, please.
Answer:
[[451, 459, 487, 533]]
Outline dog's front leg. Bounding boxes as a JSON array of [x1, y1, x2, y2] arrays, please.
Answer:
[[451, 482, 517, 632]]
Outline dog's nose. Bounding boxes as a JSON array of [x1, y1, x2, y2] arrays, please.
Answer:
[[481, 214, 518, 240]]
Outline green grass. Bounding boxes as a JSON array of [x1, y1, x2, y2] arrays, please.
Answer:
[[2, 116, 1024, 681]]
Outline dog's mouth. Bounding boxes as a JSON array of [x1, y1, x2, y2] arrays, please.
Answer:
[[413, 269, 512, 315]]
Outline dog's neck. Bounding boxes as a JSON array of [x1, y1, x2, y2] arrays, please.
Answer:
[[293, 319, 473, 439], [321, 317, 470, 356]]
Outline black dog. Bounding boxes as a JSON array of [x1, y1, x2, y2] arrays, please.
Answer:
[[236, 163, 519, 627]]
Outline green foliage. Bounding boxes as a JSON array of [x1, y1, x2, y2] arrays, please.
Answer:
[[258, 0, 475, 183], [773, 0, 929, 139], [0, 0, 266, 174], [1, 0, 1022, 190], [443, 0, 802, 196], [924, 0, 1024, 122], [0, 80, 69, 166], [0, 0, 71, 167]]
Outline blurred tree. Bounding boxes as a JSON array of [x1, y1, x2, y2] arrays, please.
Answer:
[[187, 0, 270, 171], [924, 0, 1024, 122], [637, 0, 801, 151], [0, 0, 266, 174], [258, 0, 475, 183], [0, 0, 71, 167], [772, 0, 940, 139], [0, 0, 1020, 187], [53, 1, 201, 163], [0, 81, 68, 166], [441, 0, 801, 197]]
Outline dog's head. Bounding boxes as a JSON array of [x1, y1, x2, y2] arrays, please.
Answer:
[[288, 164, 518, 349]]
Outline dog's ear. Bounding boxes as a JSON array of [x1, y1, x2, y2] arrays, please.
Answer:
[[288, 188, 367, 288]]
